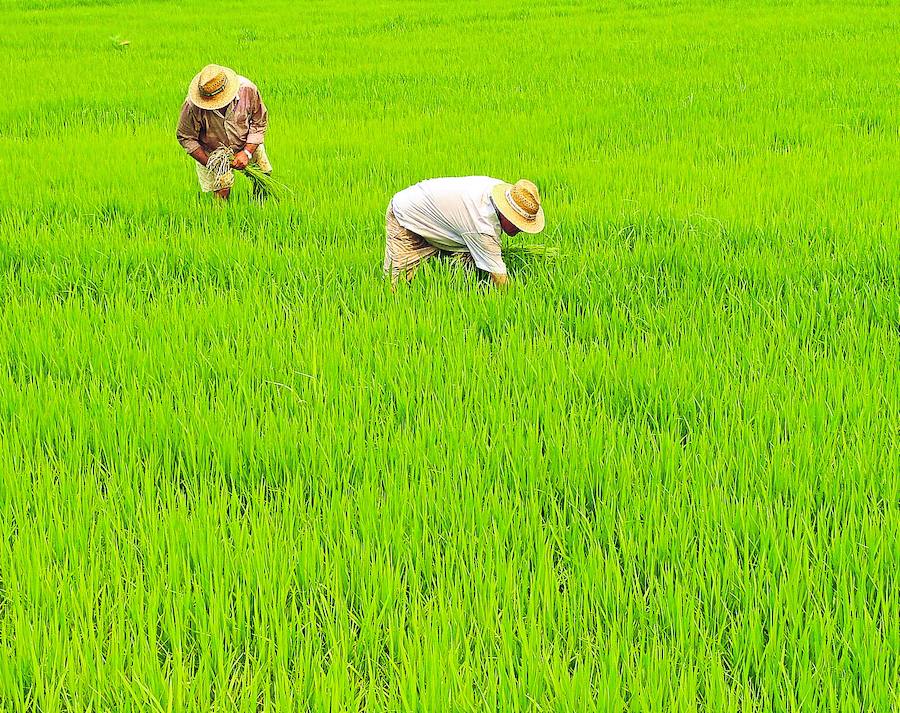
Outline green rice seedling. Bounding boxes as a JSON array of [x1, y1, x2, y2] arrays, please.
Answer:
[[501, 241, 560, 260], [0, 0, 898, 711]]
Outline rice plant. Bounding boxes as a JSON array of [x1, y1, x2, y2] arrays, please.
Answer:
[[501, 240, 559, 260], [0, 0, 897, 711]]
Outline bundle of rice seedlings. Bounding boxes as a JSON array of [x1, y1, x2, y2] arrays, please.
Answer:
[[206, 147, 292, 200], [244, 165, 292, 201], [501, 241, 560, 260], [205, 147, 234, 189]]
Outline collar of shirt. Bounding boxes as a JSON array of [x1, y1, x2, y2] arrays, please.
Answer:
[[213, 98, 238, 119]]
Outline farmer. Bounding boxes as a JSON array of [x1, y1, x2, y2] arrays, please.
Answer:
[[384, 177, 545, 287], [176, 64, 271, 200]]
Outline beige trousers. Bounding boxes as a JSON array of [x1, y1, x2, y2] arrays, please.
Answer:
[[383, 205, 474, 282]]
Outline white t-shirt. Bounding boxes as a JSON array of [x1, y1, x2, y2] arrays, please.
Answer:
[[390, 176, 507, 274]]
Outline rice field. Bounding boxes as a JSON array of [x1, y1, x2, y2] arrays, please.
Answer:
[[1, 0, 899, 710]]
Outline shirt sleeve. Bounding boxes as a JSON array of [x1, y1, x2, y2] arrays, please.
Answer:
[[463, 232, 507, 275], [176, 100, 202, 154], [246, 88, 268, 145]]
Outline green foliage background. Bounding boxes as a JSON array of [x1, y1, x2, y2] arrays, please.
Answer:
[[0, 0, 898, 710]]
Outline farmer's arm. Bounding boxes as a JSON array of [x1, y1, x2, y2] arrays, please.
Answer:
[[245, 88, 268, 148], [176, 101, 205, 164], [231, 143, 255, 170], [234, 88, 268, 169], [188, 147, 209, 167], [468, 233, 508, 287], [232, 140, 259, 169]]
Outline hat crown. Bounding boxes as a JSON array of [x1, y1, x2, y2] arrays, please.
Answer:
[[509, 179, 541, 219], [198, 64, 228, 98]]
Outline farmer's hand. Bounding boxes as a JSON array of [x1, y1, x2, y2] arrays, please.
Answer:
[[231, 151, 250, 170]]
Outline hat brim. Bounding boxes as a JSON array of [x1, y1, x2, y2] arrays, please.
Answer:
[[491, 183, 545, 234], [188, 67, 239, 110]]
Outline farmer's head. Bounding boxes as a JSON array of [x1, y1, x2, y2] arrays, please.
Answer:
[[492, 179, 545, 236], [188, 64, 240, 110], [497, 211, 521, 236]]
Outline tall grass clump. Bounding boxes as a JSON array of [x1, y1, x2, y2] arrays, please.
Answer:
[[0, 0, 897, 711]]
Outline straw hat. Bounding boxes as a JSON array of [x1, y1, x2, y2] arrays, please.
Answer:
[[491, 179, 545, 234], [188, 64, 239, 110]]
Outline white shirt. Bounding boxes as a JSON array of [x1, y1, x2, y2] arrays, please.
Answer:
[[390, 176, 507, 274]]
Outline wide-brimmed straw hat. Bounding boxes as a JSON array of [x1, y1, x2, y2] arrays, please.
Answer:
[[188, 64, 239, 110], [491, 179, 545, 234]]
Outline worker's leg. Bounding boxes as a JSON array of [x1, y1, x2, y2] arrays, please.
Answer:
[[384, 205, 438, 285], [449, 252, 477, 271]]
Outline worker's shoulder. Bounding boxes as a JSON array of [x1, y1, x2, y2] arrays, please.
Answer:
[[237, 76, 261, 94]]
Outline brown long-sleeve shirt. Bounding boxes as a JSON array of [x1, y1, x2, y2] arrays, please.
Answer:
[[176, 76, 269, 154]]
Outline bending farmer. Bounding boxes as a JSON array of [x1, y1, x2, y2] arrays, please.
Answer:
[[384, 177, 545, 287], [176, 64, 271, 200]]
